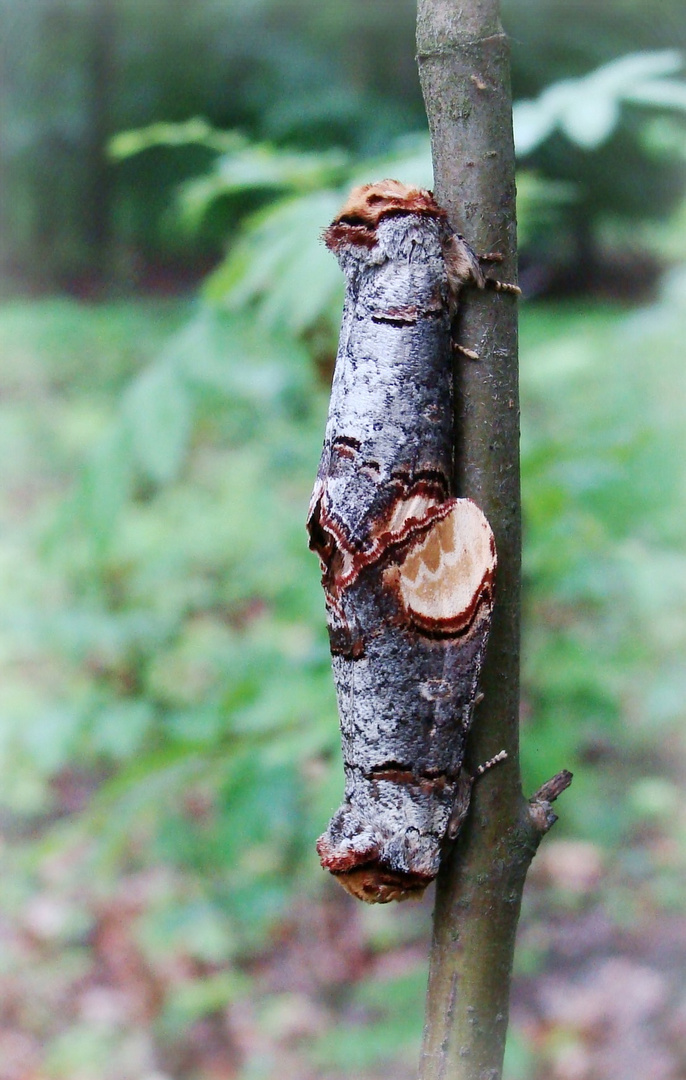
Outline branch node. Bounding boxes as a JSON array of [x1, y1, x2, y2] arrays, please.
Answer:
[[416, 33, 509, 62], [528, 769, 573, 835]]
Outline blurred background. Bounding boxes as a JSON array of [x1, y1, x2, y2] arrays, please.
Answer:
[[1, 1, 686, 1077]]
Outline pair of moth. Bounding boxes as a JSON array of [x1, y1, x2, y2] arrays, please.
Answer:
[[307, 180, 519, 903]]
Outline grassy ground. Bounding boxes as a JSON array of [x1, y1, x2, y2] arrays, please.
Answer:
[[0, 290, 685, 1080]]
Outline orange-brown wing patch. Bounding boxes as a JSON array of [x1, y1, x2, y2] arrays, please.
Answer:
[[398, 498, 496, 635]]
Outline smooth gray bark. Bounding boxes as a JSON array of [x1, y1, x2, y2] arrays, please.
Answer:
[[417, 2, 571, 1077]]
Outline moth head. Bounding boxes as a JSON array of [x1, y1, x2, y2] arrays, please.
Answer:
[[335, 180, 442, 226], [324, 180, 446, 251]]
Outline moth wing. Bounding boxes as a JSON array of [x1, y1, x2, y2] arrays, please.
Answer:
[[397, 498, 496, 634], [308, 479, 452, 591]]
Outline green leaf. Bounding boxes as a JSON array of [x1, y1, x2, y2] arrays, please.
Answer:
[[177, 143, 348, 231], [108, 117, 243, 159], [514, 50, 686, 155], [588, 49, 683, 89], [560, 91, 621, 149], [213, 143, 347, 194], [204, 190, 343, 334], [626, 79, 686, 110]]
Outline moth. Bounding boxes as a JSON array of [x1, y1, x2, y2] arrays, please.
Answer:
[[307, 180, 518, 903]]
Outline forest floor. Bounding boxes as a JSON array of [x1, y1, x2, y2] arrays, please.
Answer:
[[1, 826, 686, 1080]]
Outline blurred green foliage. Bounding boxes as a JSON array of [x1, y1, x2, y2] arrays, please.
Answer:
[[2, 0, 685, 288], [1, 262, 685, 1073], [11, 274, 682, 848]]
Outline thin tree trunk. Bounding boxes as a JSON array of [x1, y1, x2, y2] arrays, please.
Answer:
[[416, 2, 571, 1077], [85, 0, 115, 288]]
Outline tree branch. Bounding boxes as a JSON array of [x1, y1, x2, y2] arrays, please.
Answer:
[[416, 2, 571, 1077]]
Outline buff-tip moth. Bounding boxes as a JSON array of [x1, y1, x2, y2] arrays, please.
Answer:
[[307, 180, 519, 903]]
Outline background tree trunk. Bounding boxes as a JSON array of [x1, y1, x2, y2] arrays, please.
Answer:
[[416, 2, 571, 1077], [85, 0, 116, 290]]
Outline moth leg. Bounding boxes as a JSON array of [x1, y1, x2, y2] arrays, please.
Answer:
[[477, 250, 521, 295], [447, 771, 475, 840], [454, 343, 481, 362], [445, 234, 520, 367], [443, 232, 485, 293], [446, 751, 508, 840], [484, 277, 522, 297]]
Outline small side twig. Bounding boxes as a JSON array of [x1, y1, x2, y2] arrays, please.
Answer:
[[531, 768, 574, 806], [529, 769, 574, 834]]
